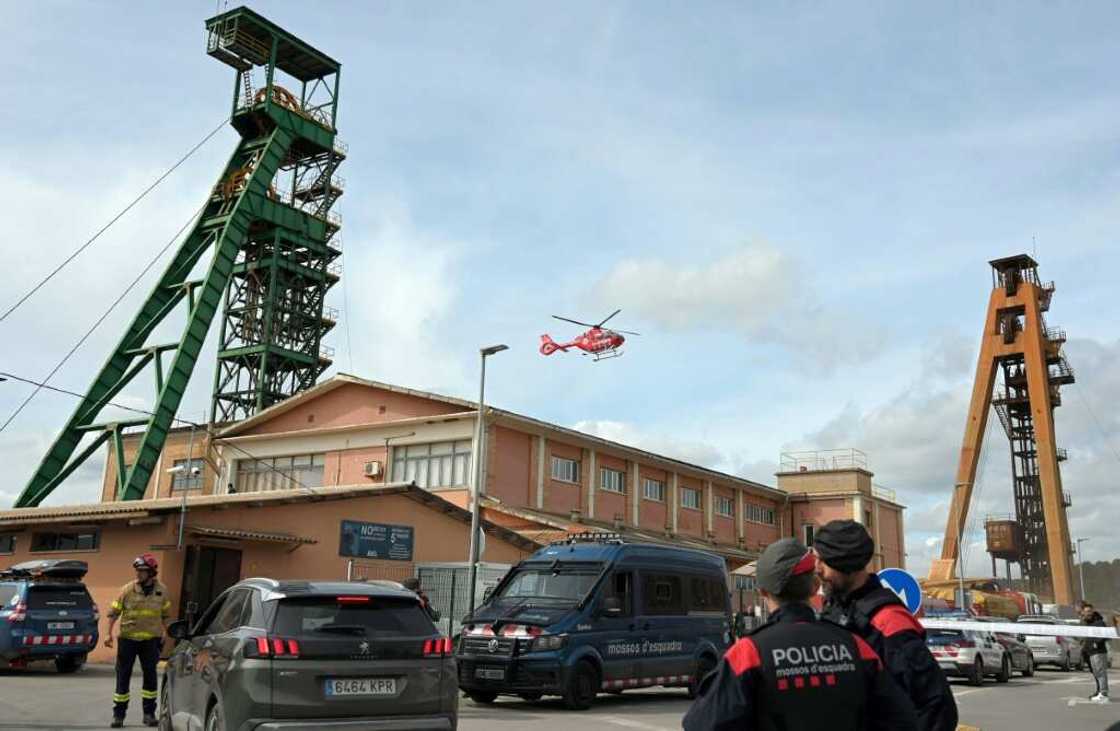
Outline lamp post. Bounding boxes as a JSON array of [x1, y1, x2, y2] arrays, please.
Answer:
[[466, 344, 508, 616], [1075, 537, 1089, 601]]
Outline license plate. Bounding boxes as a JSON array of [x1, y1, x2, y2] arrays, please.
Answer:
[[324, 677, 397, 697], [475, 667, 505, 680], [47, 622, 74, 630]]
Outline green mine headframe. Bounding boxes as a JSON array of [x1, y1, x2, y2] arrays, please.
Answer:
[[14, 7, 344, 507]]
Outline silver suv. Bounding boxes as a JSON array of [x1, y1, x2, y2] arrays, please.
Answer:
[[1017, 615, 1083, 671], [160, 579, 458, 731]]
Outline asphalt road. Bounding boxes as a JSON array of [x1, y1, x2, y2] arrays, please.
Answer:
[[0, 663, 1116, 731]]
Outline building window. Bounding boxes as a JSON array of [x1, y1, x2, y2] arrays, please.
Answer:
[[715, 495, 734, 517], [745, 503, 776, 525], [802, 524, 816, 547], [0, 535, 14, 554], [551, 456, 580, 484], [600, 467, 626, 494], [680, 486, 701, 510], [390, 440, 472, 489], [171, 458, 205, 491], [31, 530, 99, 552], [235, 453, 325, 493], [642, 477, 665, 502]]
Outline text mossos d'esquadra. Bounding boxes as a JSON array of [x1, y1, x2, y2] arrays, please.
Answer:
[[606, 639, 685, 656]]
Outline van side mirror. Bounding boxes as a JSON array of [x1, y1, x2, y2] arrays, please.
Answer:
[[167, 620, 190, 641], [600, 597, 622, 617]]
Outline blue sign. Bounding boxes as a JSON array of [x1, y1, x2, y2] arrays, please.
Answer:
[[339, 521, 414, 561], [877, 568, 923, 614]]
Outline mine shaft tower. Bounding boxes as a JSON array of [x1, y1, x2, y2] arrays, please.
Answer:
[[929, 255, 1076, 604], [15, 7, 343, 507]]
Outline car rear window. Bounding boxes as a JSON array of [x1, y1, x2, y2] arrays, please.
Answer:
[[928, 630, 964, 643], [273, 596, 435, 637], [26, 585, 92, 610]]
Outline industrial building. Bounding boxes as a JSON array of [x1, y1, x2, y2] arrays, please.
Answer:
[[0, 372, 906, 663]]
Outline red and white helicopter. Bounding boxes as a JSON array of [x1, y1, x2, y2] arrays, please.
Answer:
[[539, 309, 639, 361]]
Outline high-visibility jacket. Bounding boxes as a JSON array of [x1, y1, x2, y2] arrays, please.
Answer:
[[108, 580, 172, 640]]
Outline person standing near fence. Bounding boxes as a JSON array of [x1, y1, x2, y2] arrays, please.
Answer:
[[1080, 601, 1110, 704]]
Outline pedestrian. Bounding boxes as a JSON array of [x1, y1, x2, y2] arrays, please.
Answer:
[[683, 538, 918, 731], [104, 553, 172, 728], [814, 519, 958, 731], [1080, 601, 1110, 703]]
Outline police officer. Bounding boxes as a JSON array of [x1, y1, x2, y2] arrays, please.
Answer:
[[683, 538, 917, 731], [104, 553, 172, 728], [814, 520, 957, 731]]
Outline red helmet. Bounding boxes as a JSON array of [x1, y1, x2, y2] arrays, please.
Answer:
[[132, 553, 158, 574]]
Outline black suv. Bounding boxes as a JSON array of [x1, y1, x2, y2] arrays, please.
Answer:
[[0, 559, 99, 672]]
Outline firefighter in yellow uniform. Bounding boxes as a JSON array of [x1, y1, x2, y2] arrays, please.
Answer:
[[104, 553, 172, 728]]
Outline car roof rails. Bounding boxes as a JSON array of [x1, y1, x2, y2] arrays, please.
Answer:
[[0, 559, 89, 581], [549, 531, 626, 546]]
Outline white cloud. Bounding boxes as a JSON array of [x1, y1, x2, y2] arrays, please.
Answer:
[[591, 243, 884, 366]]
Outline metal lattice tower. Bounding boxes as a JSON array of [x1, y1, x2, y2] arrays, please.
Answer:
[[930, 255, 1076, 604], [15, 7, 343, 507]]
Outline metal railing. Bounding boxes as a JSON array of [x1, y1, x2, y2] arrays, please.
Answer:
[[319, 344, 336, 360], [871, 484, 897, 502], [780, 448, 868, 473]]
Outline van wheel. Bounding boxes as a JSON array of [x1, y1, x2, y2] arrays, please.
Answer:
[[996, 655, 1011, 683], [467, 691, 498, 704], [563, 661, 600, 710], [54, 654, 85, 674], [688, 655, 718, 699], [968, 657, 984, 687]]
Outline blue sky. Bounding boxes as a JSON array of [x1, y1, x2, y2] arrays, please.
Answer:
[[2, 1, 1119, 577]]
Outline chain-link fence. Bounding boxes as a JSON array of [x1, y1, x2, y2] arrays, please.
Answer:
[[417, 563, 511, 637]]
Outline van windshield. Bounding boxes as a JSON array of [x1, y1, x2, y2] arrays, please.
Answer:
[[492, 564, 602, 606]]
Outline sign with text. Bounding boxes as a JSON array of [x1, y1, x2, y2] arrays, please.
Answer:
[[339, 520, 414, 561]]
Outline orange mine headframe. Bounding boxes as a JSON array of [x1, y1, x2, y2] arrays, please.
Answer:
[[930, 255, 1075, 606]]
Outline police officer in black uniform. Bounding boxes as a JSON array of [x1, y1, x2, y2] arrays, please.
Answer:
[[683, 538, 917, 731], [815, 520, 958, 731]]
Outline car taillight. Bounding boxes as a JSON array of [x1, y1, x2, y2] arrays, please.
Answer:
[[423, 637, 453, 657], [245, 636, 301, 658], [5, 601, 26, 623]]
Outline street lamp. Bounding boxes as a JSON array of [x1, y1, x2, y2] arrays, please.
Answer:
[[466, 344, 508, 615], [1075, 537, 1089, 601]]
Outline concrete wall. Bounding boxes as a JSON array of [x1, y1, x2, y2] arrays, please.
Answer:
[[542, 441, 583, 517], [712, 483, 737, 543], [637, 466, 669, 533], [487, 425, 533, 507], [677, 476, 704, 537], [776, 469, 872, 496]]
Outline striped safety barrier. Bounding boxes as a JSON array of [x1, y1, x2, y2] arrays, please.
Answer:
[[22, 634, 95, 646]]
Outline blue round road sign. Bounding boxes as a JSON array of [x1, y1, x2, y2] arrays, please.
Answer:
[[877, 568, 922, 614]]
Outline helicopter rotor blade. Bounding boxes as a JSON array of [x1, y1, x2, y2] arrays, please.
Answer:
[[596, 309, 622, 328], [614, 329, 641, 336], [552, 315, 597, 328]]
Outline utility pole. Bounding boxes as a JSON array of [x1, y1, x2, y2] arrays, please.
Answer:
[[466, 344, 508, 616], [1075, 538, 1089, 601]]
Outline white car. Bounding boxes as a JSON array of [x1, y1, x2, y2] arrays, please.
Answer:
[[927, 628, 1012, 686], [1017, 615, 1083, 671]]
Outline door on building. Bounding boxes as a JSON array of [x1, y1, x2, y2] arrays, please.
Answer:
[[179, 545, 242, 627]]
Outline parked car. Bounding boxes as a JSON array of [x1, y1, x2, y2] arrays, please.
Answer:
[[160, 578, 457, 731], [1016, 614, 1083, 671], [926, 628, 1011, 686], [972, 616, 1035, 677], [0, 559, 98, 673], [455, 534, 732, 709]]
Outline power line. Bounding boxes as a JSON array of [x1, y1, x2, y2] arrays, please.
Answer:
[[1074, 386, 1120, 465], [0, 117, 228, 324], [0, 200, 208, 433], [0, 370, 318, 496]]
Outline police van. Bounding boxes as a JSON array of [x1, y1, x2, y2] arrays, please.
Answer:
[[455, 534, 732, 709]]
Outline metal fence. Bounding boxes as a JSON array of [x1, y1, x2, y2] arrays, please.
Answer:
[[417, 563, 511, 637]]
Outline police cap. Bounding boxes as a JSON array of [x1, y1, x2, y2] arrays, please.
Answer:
[[756, 537, 816, 595]]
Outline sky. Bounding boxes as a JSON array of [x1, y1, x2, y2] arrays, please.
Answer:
[[2, 1, 1119, 579]]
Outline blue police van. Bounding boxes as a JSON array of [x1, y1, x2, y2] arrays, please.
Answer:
[[455, 534, 732, 709], [0, 559, 99, 672]]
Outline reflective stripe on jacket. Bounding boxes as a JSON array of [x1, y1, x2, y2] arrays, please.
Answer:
[[108, 580, 172, 640]]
